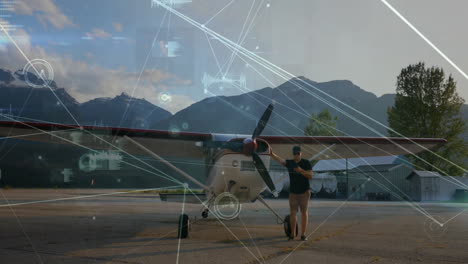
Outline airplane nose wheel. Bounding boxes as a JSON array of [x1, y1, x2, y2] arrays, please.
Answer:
[[178, 214, 190, 239], [202, 209, 209, 218], [283, 215, 298, 238]]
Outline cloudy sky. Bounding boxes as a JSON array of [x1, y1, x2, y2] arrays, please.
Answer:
[[0, 0, 467, 113]]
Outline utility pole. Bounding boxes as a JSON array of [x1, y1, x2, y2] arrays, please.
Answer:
[[346, 158, 349, 199]]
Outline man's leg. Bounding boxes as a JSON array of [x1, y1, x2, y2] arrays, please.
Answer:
[[299, 191, 311, 237], [290, 209, 297, 238], [288, 194, 298, 239], [300, 209, 308, 236]]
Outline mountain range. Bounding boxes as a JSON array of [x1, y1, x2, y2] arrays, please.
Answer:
[[155, 76, 468, 139], [0, 68, 171, 128], [1, 68, 467, 139]]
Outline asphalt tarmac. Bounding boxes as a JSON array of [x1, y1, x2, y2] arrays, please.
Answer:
[[0, 189, 467, 264]]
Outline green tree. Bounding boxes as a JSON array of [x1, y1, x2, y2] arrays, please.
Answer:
[[387, 62, 468, 175], [304, 109, 342, 136]]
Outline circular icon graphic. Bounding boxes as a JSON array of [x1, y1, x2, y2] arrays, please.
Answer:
[[79, 153, 97, 172], [22, 59, 54, 88], [212, 192, 242, 220], [423, 216, 447, 241]]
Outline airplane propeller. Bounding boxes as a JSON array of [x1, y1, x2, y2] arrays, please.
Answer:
[[252, 104, 273, 140], [202, 103, 278, 197], [250, 104, 278, 197], [252, 151, 278, 197]]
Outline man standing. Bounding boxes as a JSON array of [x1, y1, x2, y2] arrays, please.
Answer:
[[270, 146, 313, 241]]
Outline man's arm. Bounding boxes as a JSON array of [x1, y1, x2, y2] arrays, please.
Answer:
[[293, 161, 313, 179], [293, 167, 313, 179], [270, 151, 286, 166]]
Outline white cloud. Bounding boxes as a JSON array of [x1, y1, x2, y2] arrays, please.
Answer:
[[84, 28, 112, 40], [112, 22, 123, 32], [0, 25, 194, 114], [160, 94, 195, 114], [14, 0, 75, 29]]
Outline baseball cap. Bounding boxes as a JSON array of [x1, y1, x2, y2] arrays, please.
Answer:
[[292, 146, 301, 154]]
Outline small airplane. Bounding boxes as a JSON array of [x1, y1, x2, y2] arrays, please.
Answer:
[[0, 104, 446, 238]]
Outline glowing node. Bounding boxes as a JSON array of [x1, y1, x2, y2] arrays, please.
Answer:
[[181, 122, 189, 130], [423, 216, 448, 241], [255, 46, 259, 50], [169, 125, 181, 137], [22, 59, 54, 88], [266, 3, 270, 7], [183, 183, 189, 189]]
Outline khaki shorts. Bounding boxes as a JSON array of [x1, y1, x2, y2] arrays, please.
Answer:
[[289, 190, 310, 213]]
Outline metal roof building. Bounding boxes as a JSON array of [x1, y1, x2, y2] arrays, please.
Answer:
[[313, 155, 411, 172], [347, 163, 414, 201], [312, 156, 413, 200]]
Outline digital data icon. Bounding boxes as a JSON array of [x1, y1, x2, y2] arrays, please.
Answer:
[[202, 72, 246, 94], [151, 0, 192, 9]]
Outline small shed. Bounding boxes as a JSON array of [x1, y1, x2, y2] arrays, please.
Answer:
[[406, 171, 441, 201]]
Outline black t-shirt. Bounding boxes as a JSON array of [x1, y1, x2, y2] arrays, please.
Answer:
[[285, 159, 312, 194]]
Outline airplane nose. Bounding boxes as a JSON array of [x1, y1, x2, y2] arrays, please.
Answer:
[[242, 138, 257, 156]]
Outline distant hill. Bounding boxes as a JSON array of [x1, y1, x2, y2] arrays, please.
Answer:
[[0, 69, 79, 124], [0, 68, 172, 127], [79, 92, 171, 128]]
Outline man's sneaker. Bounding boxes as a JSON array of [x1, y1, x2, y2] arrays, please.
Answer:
[[300, 235, 308, 241]]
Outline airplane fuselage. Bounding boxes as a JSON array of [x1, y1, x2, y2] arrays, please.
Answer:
[[204, 136, 272, 203]]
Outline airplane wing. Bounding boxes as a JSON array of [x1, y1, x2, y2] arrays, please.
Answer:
[[0, 121, 446, 161], [260, 135, 446, 160], [0, 121, 211, 159]]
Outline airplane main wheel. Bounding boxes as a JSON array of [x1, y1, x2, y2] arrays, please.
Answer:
[[202, 209, 208, 218], [178, 214, 190, 239], [283, 215, 298, 238]]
